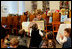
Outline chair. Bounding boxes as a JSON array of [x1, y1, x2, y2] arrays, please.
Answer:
[[1, 17, 7, 25], [42, 14, 47, 19], [69, 10, 71, 18], [20, 15, 27, 29], [29, 14, 35, 21], [6, 16, 13, 34], [12, 16, 19, 35], [45, 24, 52, 33], [21, 15, 27, 23], [42, 14, 48, 24], [52, 22, 60, 37], [53, 12, 60, 22], [52, 12, 60, 37]]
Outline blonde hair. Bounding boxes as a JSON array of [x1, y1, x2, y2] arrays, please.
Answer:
[[10, 38, 19, 46], [33, 9, 43, 16]]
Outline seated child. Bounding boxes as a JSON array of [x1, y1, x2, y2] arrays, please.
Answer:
[[18, 29, 25, 37], [8, 38, 27, 48], [29, 23, 43, 48], [59, 28, 71, 48], [18, 29, 28, 48], [7, 38, 19, 48], [39, 32, 56, 48]]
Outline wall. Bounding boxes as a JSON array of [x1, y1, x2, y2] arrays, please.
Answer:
[[24, 1, 43, 12], [18, 1, 25, 15], [1, 1, 18, 17], [1, 1, 25, 17], [50, 1, 60, 11], [25, 1, 32, 12], [37, 1, 43, 10], [1, 1, 12, 17]]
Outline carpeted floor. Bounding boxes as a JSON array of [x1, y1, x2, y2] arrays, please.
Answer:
[[9, 35, 62, 48]]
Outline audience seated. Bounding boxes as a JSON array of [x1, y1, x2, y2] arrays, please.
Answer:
[[1, 7, 71, 48], [8, 37, 27, 48]]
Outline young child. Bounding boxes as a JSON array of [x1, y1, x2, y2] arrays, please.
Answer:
[[8, 38, 19, 48], [40, 32, 56, 48], [59, 28, 71, 48], [8, 37, 27, 48], [29, 23, 43, 48]]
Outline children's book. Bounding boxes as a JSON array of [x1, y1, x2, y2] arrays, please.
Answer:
[[22, 21, 44, 32], [56, 24, 71, 44]]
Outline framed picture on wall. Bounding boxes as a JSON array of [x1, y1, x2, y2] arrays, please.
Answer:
[[1, 5, 8, 13]]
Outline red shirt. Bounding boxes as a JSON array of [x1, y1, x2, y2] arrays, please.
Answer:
[[46, 11, 48, 15]]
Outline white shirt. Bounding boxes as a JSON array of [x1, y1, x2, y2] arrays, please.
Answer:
[[30, 29, 43, 37], [59, 36, 67, 44]]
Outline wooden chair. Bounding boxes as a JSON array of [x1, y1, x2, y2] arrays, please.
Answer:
[[7, 16, 13, 27], [52, 12, 60, 37], [1, 17, 7, 25], [45, 24, 52, 33], [6, 16, 13, 34], [12, 16, 19, 35], [42, 14, 47, 19], [52, 22, 60, 37], [42, 14, 48, 24], [69, 10, 71, 18], [53, 12, 60, 22], [21, 15, 27, 23], [29, 14, 35, 21], [20, 15, 27, 29]]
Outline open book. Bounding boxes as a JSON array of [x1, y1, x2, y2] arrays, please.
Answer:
[[22, 21, 44, 32], [56, 24, 71, 44]]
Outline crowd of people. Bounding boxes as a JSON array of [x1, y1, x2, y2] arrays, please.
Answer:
[[1, 8, 71, 48], [1, 23, 71, 48]]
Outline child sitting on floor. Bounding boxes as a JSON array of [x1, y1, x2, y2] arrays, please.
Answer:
[[39, 32, 56, 48], [7, 38, 19, 48], [59, 28, 71, 48]]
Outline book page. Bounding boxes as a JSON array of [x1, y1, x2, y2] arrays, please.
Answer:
[[22, 21, 44, 32], [56, 24, 71, 44]]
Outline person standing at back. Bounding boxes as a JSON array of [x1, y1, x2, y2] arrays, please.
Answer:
[[46, 8, 50, 15], [33, 9, 47, 27]]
